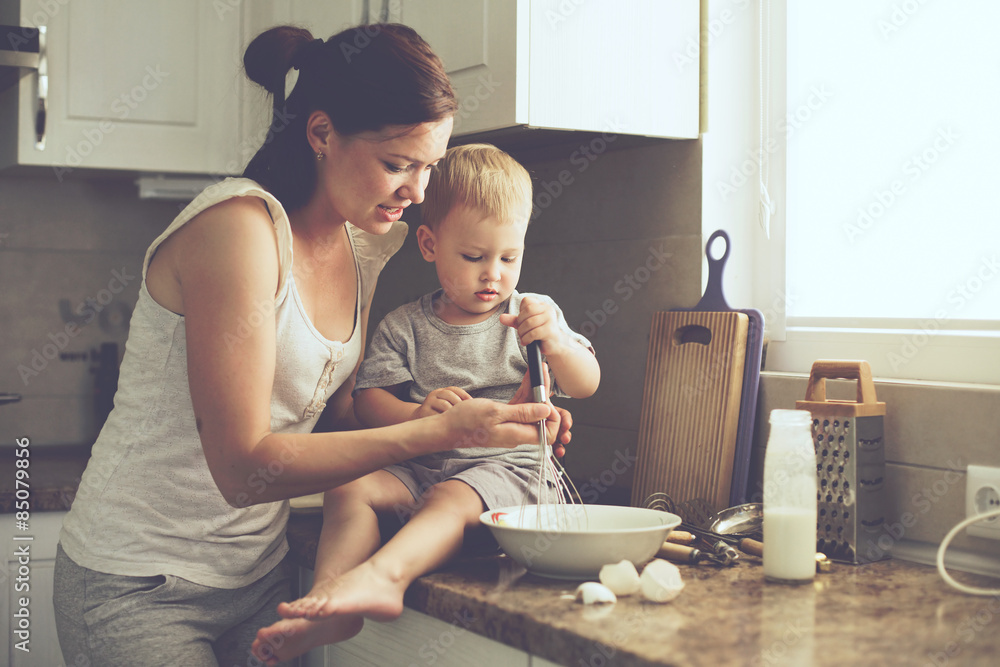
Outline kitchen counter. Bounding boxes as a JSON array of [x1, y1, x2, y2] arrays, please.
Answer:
[[289, 512, 1000, 667], [0, 443, 90, 513], [9, 454, 998, 666]]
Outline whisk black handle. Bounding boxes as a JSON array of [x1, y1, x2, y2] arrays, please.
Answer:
[[527, 340, 544, 400]]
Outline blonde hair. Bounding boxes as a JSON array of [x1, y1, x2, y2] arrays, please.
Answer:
[[421, 143, 532, 228]]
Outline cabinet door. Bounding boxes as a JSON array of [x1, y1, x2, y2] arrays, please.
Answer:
[[3, 0, 242, 175], [238, 0, 368, 166], [1, 512, 66, 667], [397, 0, 519, 136], [525, 0, 700, 138], [322, 606, 530, 667]]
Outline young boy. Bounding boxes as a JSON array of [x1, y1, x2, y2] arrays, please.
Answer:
[[252, 144, 600, 664]]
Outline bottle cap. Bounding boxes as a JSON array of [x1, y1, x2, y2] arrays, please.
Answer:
[[769, 408, 812, 426]]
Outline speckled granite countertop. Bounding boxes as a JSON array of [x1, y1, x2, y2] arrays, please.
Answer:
[[0, 444, 90, 513], [10, 454, 999, 666], [289, 512, 1000, 667]]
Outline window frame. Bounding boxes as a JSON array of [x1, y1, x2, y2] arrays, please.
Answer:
[[755, 0, 1000, 385]]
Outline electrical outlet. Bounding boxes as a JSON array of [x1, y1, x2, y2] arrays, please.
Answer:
[[966, 465, 1000, 539]]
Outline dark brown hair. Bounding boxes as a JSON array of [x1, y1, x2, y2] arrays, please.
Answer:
[[242, 24, 457, 210]]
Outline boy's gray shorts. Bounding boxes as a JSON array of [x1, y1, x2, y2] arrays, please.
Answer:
[[384, 456, 539, 520], [52, 544, 295, 667]]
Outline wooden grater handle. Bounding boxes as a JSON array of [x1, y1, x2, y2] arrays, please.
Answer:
[[803, 360, 879, 405]]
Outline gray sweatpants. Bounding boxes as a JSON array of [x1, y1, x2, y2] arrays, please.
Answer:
[[52, 544, 294, 667]]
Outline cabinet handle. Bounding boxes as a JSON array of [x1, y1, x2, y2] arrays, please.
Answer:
[[34, 25, 47, 150]]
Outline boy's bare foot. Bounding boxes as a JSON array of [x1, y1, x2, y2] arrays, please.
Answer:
[[281, 560, 407, 621], [251, 614, 363, 666], [250, 561, 410, 664]]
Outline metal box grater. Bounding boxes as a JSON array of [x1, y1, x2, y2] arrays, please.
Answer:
[[795, 360, 889, 564]]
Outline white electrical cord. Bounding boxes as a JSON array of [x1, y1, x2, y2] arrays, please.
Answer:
[[936, 508, 1000, 595]]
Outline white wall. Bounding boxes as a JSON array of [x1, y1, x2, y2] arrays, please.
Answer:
[[699, 0, 763, 312]]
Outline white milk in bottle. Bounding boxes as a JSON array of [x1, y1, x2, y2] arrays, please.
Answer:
[[763, 409, 818, 583]]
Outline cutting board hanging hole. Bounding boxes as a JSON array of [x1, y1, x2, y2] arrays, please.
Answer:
[[708, 233, 729, 261], [674, 324, 713, 346]]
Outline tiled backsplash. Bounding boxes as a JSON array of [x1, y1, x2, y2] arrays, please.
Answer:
[[3, 135, 705, 462], [5, 146, 995, 580], [370, 136, 706, 506], [750, 372, 1000, 573], [1, 173, 179, 445]]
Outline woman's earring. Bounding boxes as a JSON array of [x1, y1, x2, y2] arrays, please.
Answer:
[[316, 151, 325, 161]]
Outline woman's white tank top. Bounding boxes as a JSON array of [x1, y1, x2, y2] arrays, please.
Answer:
[[59, 178, 407, 588]]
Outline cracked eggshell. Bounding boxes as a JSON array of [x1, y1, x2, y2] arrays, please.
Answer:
[[599, 560, 641, 596], [639, 559, 684, 603], [574, 582, 617, 605]]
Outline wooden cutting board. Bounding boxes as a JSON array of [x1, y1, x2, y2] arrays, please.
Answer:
[[630, 310, 748, 511]]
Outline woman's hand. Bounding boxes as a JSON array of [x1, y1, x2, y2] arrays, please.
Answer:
[[507, 365, 571, 457], [410, 386, 471, 420], [439, 398, 556, 451]]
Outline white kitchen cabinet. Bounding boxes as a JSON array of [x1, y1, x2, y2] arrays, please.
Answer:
[[309, 606, 531, 667], [239, 0, 369, 156], [0, 511, 66, 667], [0, 0, 244, 175], [243, 0, 700, 142], [396, 0, 701, 139], [299, 567, 534, 667]]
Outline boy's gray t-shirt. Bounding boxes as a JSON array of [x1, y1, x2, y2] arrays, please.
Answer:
[[355, 289, 592, 468]]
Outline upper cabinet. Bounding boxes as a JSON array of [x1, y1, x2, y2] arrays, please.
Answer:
[[239, 0, 369, 156], [0, 0, 244, 175], [394, 0, 700, 139], [1, 0, 699, 178], [245, 0, 700, 142]]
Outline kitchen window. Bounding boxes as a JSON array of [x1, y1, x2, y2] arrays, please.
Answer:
[[757, 0, 1000, 384]]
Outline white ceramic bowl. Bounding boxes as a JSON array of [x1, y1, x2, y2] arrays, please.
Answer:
[[480, 504, 682, 580]]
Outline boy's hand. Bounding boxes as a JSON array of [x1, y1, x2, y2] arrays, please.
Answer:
[[498, 296, 570, 357], [509, 364, 572, 456], [411, 386, 472, 420]]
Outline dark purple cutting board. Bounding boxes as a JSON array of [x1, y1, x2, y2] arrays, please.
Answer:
[[677, 230, 764, 506]]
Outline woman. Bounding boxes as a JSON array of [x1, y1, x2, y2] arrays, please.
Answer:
[[53, 24, 562, 667]]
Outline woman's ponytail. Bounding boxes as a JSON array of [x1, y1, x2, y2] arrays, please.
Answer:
[[242, 23, 457, 212], [243, 26, 315, 114]]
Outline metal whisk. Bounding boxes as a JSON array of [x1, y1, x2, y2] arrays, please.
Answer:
[[518, 341, 588, 530]]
